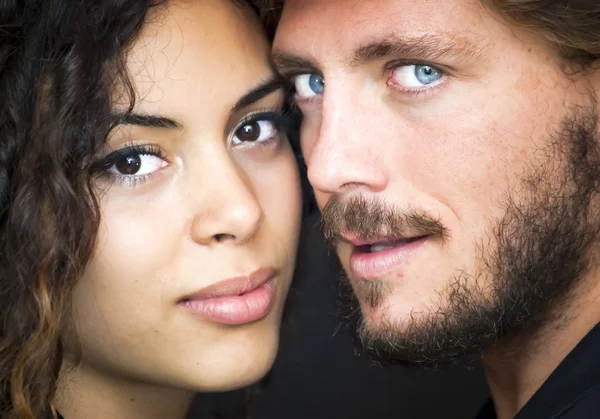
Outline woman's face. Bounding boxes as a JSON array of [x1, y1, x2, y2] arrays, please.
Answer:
[[70, 0, 301, 391]]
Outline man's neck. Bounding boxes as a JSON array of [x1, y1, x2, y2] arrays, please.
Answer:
[[54, 362, 194, 419], [482, 280, 600, 419]]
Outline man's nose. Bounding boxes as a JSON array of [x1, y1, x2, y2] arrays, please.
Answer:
[[303, 86, 389, 197]]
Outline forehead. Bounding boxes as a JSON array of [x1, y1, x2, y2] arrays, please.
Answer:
[[274, 0, 495, 61], [118, 0, 270, 114]]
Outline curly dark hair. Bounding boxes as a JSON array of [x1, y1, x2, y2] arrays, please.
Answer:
[[254, 0, 600, 66], [0, 1, 265, 418]]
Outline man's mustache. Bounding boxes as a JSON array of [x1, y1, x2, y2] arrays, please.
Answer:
[[320, 195, 447, 247]]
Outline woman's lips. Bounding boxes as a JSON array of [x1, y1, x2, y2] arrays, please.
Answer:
[[178, 267, 277, 325]]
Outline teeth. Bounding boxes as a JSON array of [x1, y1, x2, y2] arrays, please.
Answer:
[[370, 244, 395, 252], [370, 240, 407, 253]]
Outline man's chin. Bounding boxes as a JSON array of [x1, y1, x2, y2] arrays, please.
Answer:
[[339, 271, 482, 367], [357, 299, 436, 341], [351, 281, 433, 324], [353, 315, 476, 368], [341, 284, 485, 367], [356, 297, 405, 327]]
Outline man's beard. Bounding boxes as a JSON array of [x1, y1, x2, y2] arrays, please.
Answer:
[[321, 108, 600, 367]]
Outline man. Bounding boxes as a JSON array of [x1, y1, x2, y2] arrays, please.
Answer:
[[257, 0, 600, 418]]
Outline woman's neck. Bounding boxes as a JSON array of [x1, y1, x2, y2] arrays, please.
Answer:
[[54, 362, 195, 419]]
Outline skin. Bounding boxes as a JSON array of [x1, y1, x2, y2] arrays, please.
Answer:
[[273, 0, 600, 417], [55, 1, 302, 418]]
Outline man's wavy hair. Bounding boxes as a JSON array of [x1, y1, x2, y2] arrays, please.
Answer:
[[254, 0, 600, 66], [0, 0, 262, 418]]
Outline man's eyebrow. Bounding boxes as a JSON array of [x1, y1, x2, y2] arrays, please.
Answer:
[[271, 35, 484, 76], [271, 51, 321, 76], [231, 75, 286, 114], [112, 112, 183, 130], [352, 34, 486, 66]]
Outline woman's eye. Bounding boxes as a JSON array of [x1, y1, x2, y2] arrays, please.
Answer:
[[293, 73, 324, 99], [232, 120, 278, 145], [108, 153, 167, 176], [389, 64, 444, 89]]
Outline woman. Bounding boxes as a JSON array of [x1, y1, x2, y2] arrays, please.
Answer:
[[0, 0, 302, 418]]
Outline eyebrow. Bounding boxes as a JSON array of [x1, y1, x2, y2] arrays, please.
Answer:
[[272, 34, 486, 75], [351, 34, 486, 66], [271, 51, 320, 77], [110, 75, 286, 130], [112, 113, 183, 130], [230, 75, 286, 114]]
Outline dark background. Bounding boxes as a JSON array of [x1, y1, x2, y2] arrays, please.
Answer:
[[191, 214, 490, 419]]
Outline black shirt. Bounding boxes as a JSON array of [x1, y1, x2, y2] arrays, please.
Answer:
[[477, 323, 600, 419]]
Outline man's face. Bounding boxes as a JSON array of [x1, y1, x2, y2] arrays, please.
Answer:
[[273, 0, 600, 364]]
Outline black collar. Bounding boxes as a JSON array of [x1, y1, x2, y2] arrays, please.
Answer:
[[478, 322, 600, 418], [516, 322, 600, 418]]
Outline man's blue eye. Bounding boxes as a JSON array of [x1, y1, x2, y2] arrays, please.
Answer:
[[389, 64, 445, 90], [308, 74, 324, 93], [414, 65, 442, 85], [294, 73, 325, 99]]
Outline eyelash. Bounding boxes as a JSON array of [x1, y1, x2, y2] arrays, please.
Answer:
[[233, 106, 297, 147], [93, 143, 167, 188], [284, 61, 448, 104], [283, 74, 322, 107], [384, 60, 448, 97], [92, 107, 299, 189]]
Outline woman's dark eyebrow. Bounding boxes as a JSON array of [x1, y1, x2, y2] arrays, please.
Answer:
[[110, 76, 285, 129], [112, 112, 183, 130], [230, 75, 286, 114]]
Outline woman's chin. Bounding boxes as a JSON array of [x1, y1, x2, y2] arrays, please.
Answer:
[[186, 334, 280, 392]]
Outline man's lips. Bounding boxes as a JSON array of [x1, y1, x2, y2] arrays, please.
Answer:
[[178, 266, 278, 325], [343, 234, 431, 279], [356, 237, 426, 253], [342, 234, 428, 248]]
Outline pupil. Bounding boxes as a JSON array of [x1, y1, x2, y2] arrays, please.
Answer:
[[415, 65, 440, 84], [238, 121, 261, 142], [309, 74, 324, 94], [116, 155, 141, 175]]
